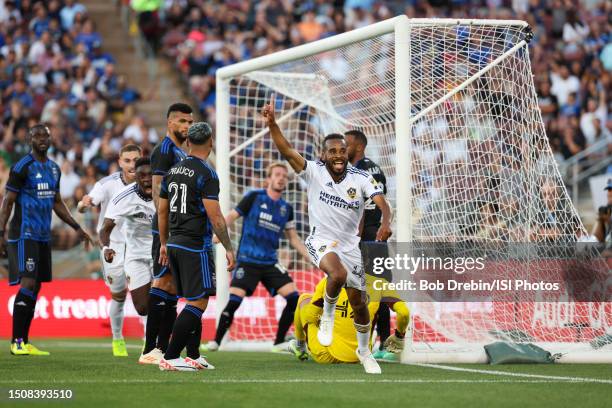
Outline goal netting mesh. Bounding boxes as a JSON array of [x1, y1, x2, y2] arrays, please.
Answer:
[[218, 19, 611, 360]]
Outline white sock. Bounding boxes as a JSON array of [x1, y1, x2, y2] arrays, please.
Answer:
[[323, 291, 339, 318], [109, 299, 125, 340], [354, 322, 371, 354]]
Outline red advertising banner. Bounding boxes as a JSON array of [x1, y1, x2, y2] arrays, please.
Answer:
[[0, 280, 219, 339]]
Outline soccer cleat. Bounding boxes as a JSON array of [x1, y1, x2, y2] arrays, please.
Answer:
[[10, 339, 29, 356], [138, 348, 163, 365], [112, 339, 128, 357], [288, 339, 308, 361], [356, 349, 382, 374], [317, 315, 334, 346], [25, 343, 50, 356], [381, 351, 398, 362], [184, 356, 215, 370], [372, 349, 387, 360], [201, 341, 219, 352], [270, 341, 291, 354], [159, 357, 198, 372]]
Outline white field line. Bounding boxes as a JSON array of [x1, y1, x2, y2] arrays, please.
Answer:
[[36, 341, 143, 349], [0, 379, 608, 385], [412, 363, 612, 385]]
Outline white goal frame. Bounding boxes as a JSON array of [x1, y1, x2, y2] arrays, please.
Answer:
[[215, 16, 612, 362]]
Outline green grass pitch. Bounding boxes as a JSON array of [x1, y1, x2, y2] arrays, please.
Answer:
[[0, 339, 610, 408]]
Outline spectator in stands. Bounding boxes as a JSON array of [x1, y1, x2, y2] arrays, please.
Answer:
[[594, 180, 612, 250], [60, 0, 87, 31]]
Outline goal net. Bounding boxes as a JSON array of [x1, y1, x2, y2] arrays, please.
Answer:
[[215, 17, 611, 361]]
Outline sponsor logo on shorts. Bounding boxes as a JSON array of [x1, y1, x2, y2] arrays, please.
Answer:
[[26, 258, 35, 272], [346, 187, 357, 200], [318, 245, 327, 253], [235, 267, 245, 279]]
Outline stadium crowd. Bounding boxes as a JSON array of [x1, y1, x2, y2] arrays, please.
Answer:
[[0, 1, 159, 277], [147, 0, 611, 160], [0, 0, 610, 259]]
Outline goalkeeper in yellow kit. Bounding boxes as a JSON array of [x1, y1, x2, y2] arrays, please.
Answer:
[[289, 275, 409, 363]]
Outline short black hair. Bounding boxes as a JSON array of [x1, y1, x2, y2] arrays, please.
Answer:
[[166, 103, 193, 118], [188, 122, 213, 145], [29, 124, 50, 137], [135, 157, 151, 170], [345, 129, 367, 147], [323, 133, 345, 144]]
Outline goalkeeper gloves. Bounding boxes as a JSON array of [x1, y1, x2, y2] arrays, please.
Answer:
[[383, 330, 405, 353]]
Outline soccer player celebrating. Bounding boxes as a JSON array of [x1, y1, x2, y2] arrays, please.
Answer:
[[77, 144, 142, 357], [141, 103, 192, 364], [0, 124, 94, 356], [157, 122, 235, 371], [345, 130, 392, 359], [290, 275, 409, 364], [206, 162, 311, 352], [262, 96, 392, 374], [99, 158, 156, 357]]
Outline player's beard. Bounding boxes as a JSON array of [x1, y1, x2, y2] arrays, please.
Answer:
[[173, 129, 187, 144], [326, 160, 347, 177]]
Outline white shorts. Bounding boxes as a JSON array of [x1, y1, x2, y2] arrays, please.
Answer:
[[101, 242, 126, 293], [124, 257, 154, 291], [305, 235, 365, 291]]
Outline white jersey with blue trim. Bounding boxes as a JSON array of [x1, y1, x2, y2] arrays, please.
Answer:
[[299, 160, 383, 248], [105, 183, 155, 261], [88, 171, 129, 243]]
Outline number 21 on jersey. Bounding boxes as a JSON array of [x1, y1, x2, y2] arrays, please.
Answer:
[[169, 182, 187, 214]]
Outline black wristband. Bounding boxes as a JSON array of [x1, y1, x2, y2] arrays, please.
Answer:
[[394, 329, 405, 339]]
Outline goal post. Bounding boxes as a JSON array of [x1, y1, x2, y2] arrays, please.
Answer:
[[215, 16, 612, 361]]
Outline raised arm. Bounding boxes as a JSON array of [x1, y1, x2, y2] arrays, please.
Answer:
[[262, 95, 306, 172], [203, 198, 236, 271]]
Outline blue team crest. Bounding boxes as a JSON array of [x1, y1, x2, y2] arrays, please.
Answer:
[[235, 267, 245, 279], [26, 258, 35, 272], [280, 205, 287, 217], [347, 187, 357, 200]]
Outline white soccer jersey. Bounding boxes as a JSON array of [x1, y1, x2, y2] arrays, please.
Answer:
[[299, 160, 383, 248], [105, 183, 155, 261], [89, 172, 129, 243]]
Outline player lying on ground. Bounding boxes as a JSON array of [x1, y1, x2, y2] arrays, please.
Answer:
[[0, 124, 94, 356], [78, 144, 142, 357], [262, 95, 392, 374], [141, 103, 193, 365], [290, 275, 409, 363], [157, 122, 236, 371], [206, 162, 311, 352], [99, 158, 156, 360]]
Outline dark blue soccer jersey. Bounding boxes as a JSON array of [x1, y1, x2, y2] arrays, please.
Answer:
[[160, 156, 219, 251], [151, 135, 187, 233], [236, 189, 295, 266], [6, 154, 61, 242]]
